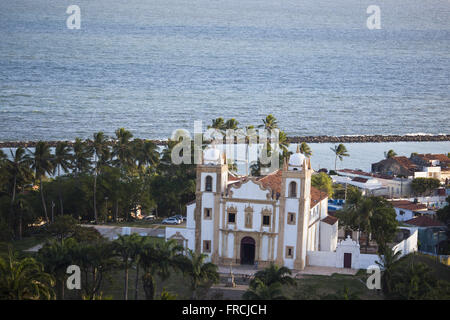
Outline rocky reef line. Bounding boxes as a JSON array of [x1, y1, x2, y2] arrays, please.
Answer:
[[1, 134, 449, 148]]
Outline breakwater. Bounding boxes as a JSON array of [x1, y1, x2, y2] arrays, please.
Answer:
[[0, 134, 449, 148]]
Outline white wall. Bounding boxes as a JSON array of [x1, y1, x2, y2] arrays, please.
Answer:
[[307, 251, 336, 267]]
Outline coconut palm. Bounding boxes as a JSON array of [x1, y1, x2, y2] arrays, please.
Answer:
[[184, 249, 219, 299], [250, 263, 295, 289], [30, 141, 54, 222], [71, 138, 93, 175], [133, 139, 159, 171], [112, 234, 143, 300], [0, 249, 55, 300], [384, 149, 397, 159], [207, 117, 226, 131], [225, 118, 239, 130], [5, 147, 32, 230], [38, 239, 76, 300], [375, 247, 402, 295], [299, 142, 312, 157], [52, 142, 72, 215], [90, 132, 110, 223], [258, 114, 278, 132], [112, 128, 134, 169], [140, 239, 186, 300], [330, 143, 349, 171], [243, 278, 287, 300]]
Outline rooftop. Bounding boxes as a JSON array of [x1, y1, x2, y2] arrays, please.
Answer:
[[390, 200, 427, 211], [404, 215, 445, 227]]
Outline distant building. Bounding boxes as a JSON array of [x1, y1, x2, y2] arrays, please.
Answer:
[[335, 168, 412, 198], [390, 200, 428, 222], [371, 156, 419, 177], [404, 215, 447, 254], [372, 153, 450, 183]]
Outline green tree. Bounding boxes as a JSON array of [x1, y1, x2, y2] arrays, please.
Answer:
[[311, 172, 333, 198], [5, 147, 32, 233], [243, 278, 287, 300], [0, 249, 55, 300], [375, 247, 402, 295], [330, 144, 349, 171], [384, 149, 397, 159], [89, 132, 110, 223], [411, 178, 441, 196], [72, 138, 93, 175], [46, 215, 78, 244], [299, 142, 312, 157], [184, 249, 219, 299], [113, 234, 142, 300], [140, 239, 186, 300], [250, 263, 295, 289], [30, 141, 54, 222], [112, 128, 134, 169], [52, 142, 72, 215]]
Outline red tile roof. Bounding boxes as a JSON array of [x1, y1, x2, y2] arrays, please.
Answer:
[[392, 156, 418, 171], [258, 170, 283, 194], [310, 186, 328, 208], [390, 200, 427, 211], [416, 154, 450, 164], [321, 215, 338, 225], [352, 177, 368, 183], [404, 215, 444, 227]]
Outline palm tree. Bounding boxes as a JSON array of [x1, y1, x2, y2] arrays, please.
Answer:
[[384, 149, 397, 159], [0, 249, 55, 300], [184, 249, 219, 299], [207, 118, 226, 131], [133, 139, 159, 171], [30, 141, 54, 222], [113, 234, 140, 300], [225, 118, 239, 130], [72, 138, 93, 175], [140, 239, 186, 300], [299, 142, 312, 157], [5, 147, 32, 231], [243, 278, 287, 300], [90, 132, 110, 223], [250, 263, 295, 289], [330, 143, 349, 171], [258, 114, 278, 132], [38, 239, 76, 300], [375, 247, 402, 295], [52, 142, 72, 215], [112, 128, 134, 169]]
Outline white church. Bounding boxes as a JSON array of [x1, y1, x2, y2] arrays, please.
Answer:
[[166, 146, 340, 270]]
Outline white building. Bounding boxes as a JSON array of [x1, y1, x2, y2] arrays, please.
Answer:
[[166, 147, 338, 270]]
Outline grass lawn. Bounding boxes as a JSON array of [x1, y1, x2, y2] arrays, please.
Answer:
[[397, 253, 450, 283], [0, 236, 47, 255], [285, 273, 384, 300]]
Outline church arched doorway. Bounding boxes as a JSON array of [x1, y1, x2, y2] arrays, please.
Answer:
[[240, 236, 256, 265]]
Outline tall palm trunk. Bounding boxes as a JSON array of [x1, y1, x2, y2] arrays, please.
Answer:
[[142, 273, 155, 300], [93, 171, 97, 223], [93, 155, 98, 223], [115, 200, 119, 222], [40, 178, 49, 222], [124, 263, 129, 300], [9, 175, 17, 232], [58, 166, 64, 215], [134, 263, 140, 300]]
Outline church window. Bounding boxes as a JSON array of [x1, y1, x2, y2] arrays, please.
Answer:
[[288, 181, 297, 197], [287, 212, 296, 225], [204, 208, 212, 219], [203, 240, 211, 253], [285, 246, 294, 259], [228, 213, 236, 223], [262, 215, 270, 226], [205, 176, 213, 192], [244, 206, 253, 228]]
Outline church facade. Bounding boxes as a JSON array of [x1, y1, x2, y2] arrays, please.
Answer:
[[166, 147, 338, 270]]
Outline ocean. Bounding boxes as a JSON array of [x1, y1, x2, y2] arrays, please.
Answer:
[[0, 0, 449, 142]]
